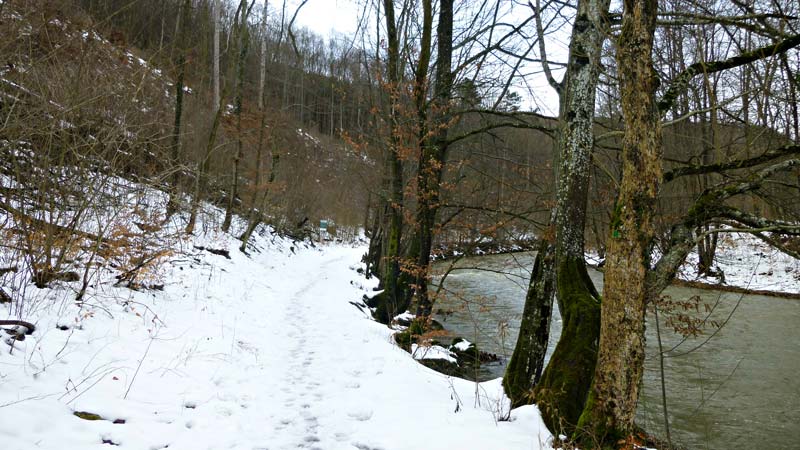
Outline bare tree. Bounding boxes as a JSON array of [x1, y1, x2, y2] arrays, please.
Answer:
[[166, 0, 193, 217]]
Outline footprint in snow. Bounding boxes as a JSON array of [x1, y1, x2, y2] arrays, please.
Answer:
[[352, 443, 384, 450], [347, 410, 373, 422], [334, 432, 349, 442]]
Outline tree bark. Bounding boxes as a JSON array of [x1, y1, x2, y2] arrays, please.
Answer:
[[413, 0, 452, 319], [504, 0, 608, 432], [577, 0, 661, 444], [186, 87, 227, 234], [240, 1, 270, 251], [502, 237, 556, 407], [212, 0, 220, 114], [372, 0, 406, 323], [222, 0, 251, 232], [166, 0, 192, 217]]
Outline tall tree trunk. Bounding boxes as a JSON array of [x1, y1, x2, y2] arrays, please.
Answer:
[[166, 0, 192, 217], [186, 87, 227, 234], [577, 0, 661, 444], [186, 0, 225, 235], [213, 0, 220, 114], [240, 0, 270, 251], [504, 0, 608, 433], [413, 0, 451, 319], [363, 13, 386, 282], [372, 0, 406, 323], [240, 144, 280, 252], [222, 0, 250, 232]]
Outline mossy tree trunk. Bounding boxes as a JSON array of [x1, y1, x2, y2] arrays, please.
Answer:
[[364, 201, 385, 279], [576, 0, 661, 445], [504, 0, 609, 433], [534, 257, 600, 433], [502, 237, 556, 407]]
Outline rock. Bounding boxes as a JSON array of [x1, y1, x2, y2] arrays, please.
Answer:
[[419, 358, 464, 378]]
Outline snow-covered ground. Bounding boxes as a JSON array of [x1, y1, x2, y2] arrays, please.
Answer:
[[1, 212, 551, 449], [677, 231, 800, 294]]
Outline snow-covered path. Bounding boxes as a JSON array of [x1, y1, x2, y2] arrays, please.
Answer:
[[2, 234, 551, 450]]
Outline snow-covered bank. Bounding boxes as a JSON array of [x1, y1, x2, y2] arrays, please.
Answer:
[[1, 219, 551, 449], [677, 231, 800, 295], [586, 231, 800, 297]]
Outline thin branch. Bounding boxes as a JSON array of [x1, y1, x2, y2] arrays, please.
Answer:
[[445, 121, 556, 146], [663, 144, 800, 182], [529, 0, 562, 93]]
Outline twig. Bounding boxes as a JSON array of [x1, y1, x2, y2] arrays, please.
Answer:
[[124, 336, 154, 399]]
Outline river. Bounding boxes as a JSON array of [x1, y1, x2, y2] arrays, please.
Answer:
[[432, 252, 800, 449]]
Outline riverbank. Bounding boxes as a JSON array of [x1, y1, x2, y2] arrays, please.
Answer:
[[672, 278, 800, 299], [675, 231, 799, 296], [589, 230, 800, 298], [431, 237, 538, 261]]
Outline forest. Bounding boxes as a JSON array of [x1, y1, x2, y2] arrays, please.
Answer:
[[1, 0, 798, 448]]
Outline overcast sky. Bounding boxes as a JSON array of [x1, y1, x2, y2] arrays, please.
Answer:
[[284, 0, 363, 37]]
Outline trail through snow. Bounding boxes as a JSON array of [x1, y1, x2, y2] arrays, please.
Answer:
[[2, 232, 551, 450]]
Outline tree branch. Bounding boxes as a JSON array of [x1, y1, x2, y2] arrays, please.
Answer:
[[714, 206, 800, 236], [529, 0, 562, 93], [712, 158, 799, 202], [658, 33, 800, 114], [445, 121, 555, 146], [663, 144, 800, 182]]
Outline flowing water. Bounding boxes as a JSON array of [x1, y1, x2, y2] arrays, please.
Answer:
[[432, 252, 800, 449]]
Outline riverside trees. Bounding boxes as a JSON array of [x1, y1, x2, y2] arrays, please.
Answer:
[[499, 0, 800, 446]]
